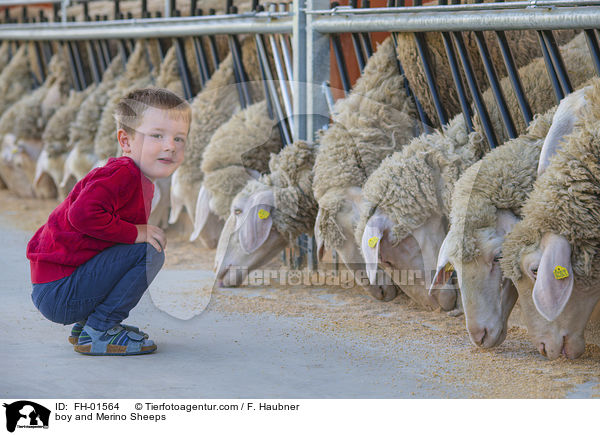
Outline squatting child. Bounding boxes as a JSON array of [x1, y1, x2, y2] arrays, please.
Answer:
[[26, 87, 191, 356]]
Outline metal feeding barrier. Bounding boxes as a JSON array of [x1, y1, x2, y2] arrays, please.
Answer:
[[2, 0, 600, 271]]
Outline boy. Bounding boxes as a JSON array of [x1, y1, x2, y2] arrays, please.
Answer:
[[26, 88, 191, 356]]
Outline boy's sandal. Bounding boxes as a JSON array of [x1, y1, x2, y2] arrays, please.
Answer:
[[68, 322, 148, 345], [74, 325, 157, 356]]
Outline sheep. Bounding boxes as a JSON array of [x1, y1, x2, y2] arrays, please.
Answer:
[[34, 85, 96, 199], [500, 77, 600, 360], [396, 8, 578, 128], [357, 31, 595, 309], [0, 44, 35, 118], [194, 98, 282, 248], [215, 141, 318, 287], [61, 53, 125, 190], [0, 50, 71, 198], [313, 35, 419, 301], [0, 40, 12, 73], [357, 114, 486, 311], [175, 35, 265, 245], [431, 108, 556, 347]]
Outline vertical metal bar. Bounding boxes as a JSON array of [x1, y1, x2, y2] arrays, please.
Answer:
[[174, 38, 194, 100], [414, 32, 448, 126], [62, 41, 81, 91], [268, 3, 295, 136], [83, 6, 101, 85], [537, 31, 563, 103], [293, 0, 308, 142], [359, 0, 373, 58], [473, 30, 517, 138], [348, 0, 367, 71], [331, 34, 351, 94], [542, 30, 573, 96], [70, 40, 87, 90], [495, 30, 533, 125], [452, 31, 498, 148], [584, 29, 600, 76], [207, 8, 220, 70], [279, 3, 294, 83], [191, 10, 211, 86]]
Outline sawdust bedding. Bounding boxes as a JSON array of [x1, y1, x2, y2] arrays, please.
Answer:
[[2, 188, 598, 398]]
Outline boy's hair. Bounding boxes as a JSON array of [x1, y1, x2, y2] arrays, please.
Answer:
[[114, 87, 192, 136]]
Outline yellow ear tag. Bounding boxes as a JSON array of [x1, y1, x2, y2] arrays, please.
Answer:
[[553, 265, 569, 280], [368, 236, 379, 248], [11, 147, 18, 154], [258, 209, 270, 220], [444, 263, 454, 273]]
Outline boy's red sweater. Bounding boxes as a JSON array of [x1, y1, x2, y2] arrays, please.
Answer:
[[26, 156, 155, 284]]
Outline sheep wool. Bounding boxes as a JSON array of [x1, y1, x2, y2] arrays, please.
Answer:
[[238, 141, 318, 241], [43, 86, 96, 157], [475, 32, 594, 146], [156, 45, 185, 98], [355, 113, 486, 245], [444, 108, 556, 264], [502, 77, 600, 282], [201, 99, 283, 219], [94, 40, 155, 161], [13, 52, 72, 141], [0, 44, 35, 117], [68, 53, 125, 155], [313, 36, 417, 250], [0, 41, 12, 73]]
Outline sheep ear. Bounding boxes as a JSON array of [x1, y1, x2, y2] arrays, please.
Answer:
[[189, 185, 211, 241], [430, 232, 453, 295], [314, 209, 325, 261], [533, 234, 574, 322], [239, 190, 275, 254], [361, 215, 386, 285], [150, 181, 161, 214], [496, 209, 519, 236]]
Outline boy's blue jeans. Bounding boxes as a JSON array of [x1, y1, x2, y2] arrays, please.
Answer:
[[31, 243, 165, 331]]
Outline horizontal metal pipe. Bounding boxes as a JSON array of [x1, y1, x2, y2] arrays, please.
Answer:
[[308, 1, 600, 15], [0, 15, 293, 40], [311, 7, 600, 33]]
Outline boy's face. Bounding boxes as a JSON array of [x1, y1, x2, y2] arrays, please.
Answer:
[[118, 106, 189, 182]]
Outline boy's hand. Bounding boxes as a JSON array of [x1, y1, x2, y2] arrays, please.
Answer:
[[135, 224, 167, 252]]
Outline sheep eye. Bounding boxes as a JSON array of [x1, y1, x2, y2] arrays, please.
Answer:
[[493, 254, 502, 263], [234, 209, 242, 216]]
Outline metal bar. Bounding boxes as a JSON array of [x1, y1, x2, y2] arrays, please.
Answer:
[[0, 16, 294, 40], [537, 30, 563, 102], [322, 81, 336, 114], [414, 31, 448, 126], [359, 0, 373, 58], [349, 0, 367, 71], [83, 6, 101, 85], [309, 1, 600, 14], [268, 4, 294, 135], [70, 40, 88, 90], [585, 28, 600, 76], [542, 29, 573, 95], [495, 29, 533, 125], [310, 7, 600, 33], [229, 34, 251, 108], [292, 0, 307, 142], [452, 31, 498, 148], [255, 35, 276, 120], [192, 36, 210, 86], [174, 38, 194, 100], [256, 33, 292, 145], [278, 2, 294, 83], [330, 34, 350, 93], [33, 41, 46, 82], [473, 29, 517, 138], [207, 9, 220, 69], [62, 41, 81, 91]]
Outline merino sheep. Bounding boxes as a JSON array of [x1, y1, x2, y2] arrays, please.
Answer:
[[501, 78, 600, 360], [357, 114, 486, 311], [176, 36, 265, 245], [62, 53, 125, 190], [357, 31, 596, 307], [0, 50, 71, 198], [0, 44, 35, 118], [215, 141, 318, 287], [432, 108, 556, 347], [35, 86, 96, 199], [196, 99, 282, 248], [313, 36, 418, 301]]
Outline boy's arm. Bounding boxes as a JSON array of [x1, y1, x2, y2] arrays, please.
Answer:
[[67, 170, 138, 243]]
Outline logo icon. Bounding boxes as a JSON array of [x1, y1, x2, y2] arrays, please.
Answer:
[[3, 401, 50, 432]]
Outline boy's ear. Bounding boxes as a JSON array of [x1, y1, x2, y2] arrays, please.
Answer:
[[117, 129, 130, 152]]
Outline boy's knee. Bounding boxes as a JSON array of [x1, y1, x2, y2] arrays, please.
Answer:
[[145, 243, 165, 268]]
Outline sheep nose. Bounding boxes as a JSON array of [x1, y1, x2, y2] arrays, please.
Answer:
[[468, 326, 487, 347], [538, 342, 547, 358]]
